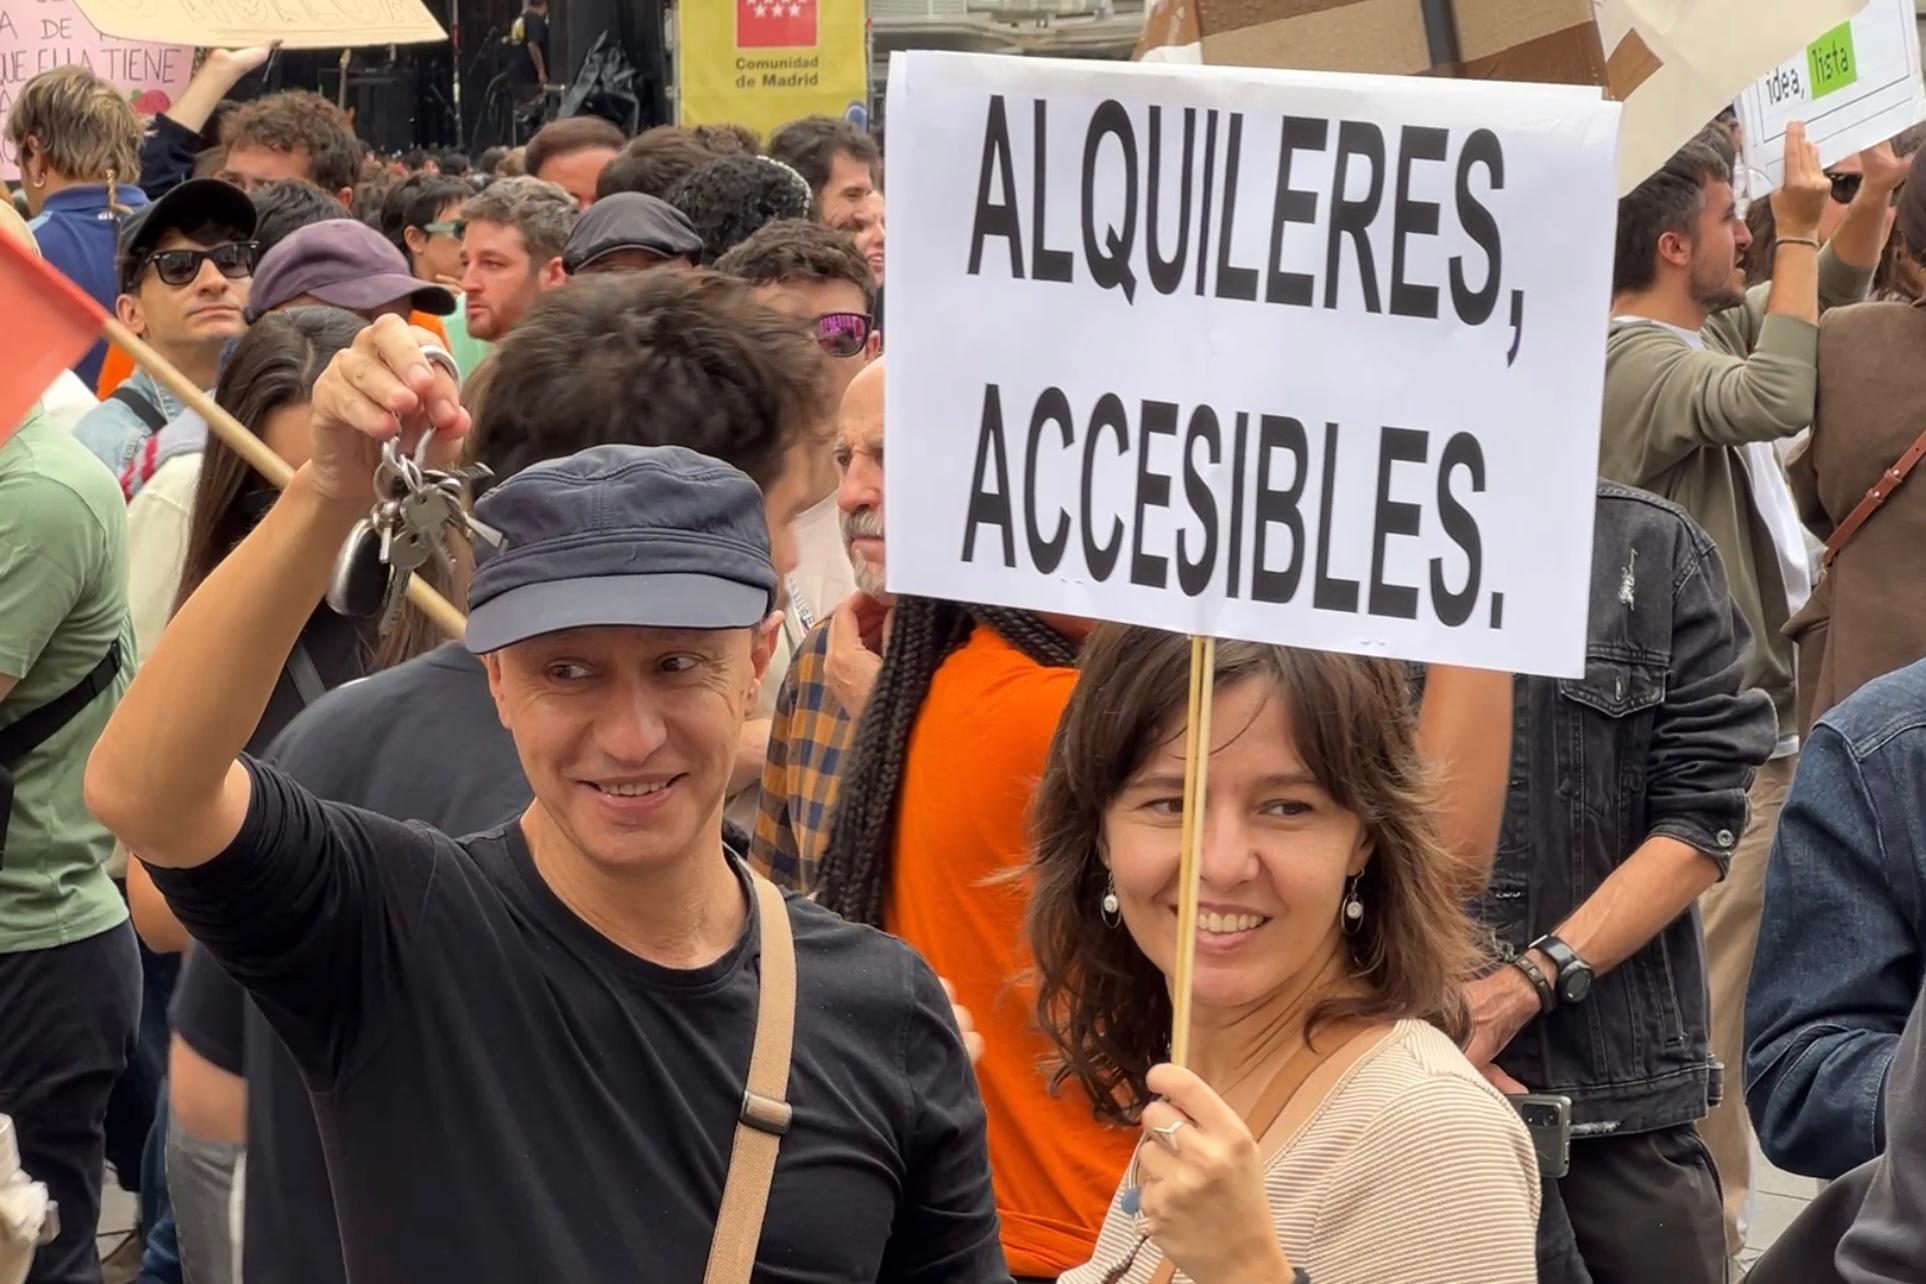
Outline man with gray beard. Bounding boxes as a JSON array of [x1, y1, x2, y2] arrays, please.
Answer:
[[751, 359, 888, 890]]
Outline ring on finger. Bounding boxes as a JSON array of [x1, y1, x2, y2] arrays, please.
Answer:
[[1151, 1119, 1187, 1154]]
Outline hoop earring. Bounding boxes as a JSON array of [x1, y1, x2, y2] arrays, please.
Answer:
[[1341, 874, 1364, 935], [1100, 875, 1121, 929]]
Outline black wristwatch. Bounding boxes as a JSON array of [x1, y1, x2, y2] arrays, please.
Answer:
[[1531, 933, 1595, 1005]]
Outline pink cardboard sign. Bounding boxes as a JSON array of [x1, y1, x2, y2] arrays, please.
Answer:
[[0, 0, 193, 180]]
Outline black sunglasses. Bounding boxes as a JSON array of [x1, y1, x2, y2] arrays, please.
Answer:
[[139, 241, 260, 288], [1827, 171, 1864, 204], [813, 311, 872, 359]]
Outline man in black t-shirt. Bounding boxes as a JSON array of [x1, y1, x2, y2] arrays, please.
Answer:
[[89, 281, 1008, 1283]]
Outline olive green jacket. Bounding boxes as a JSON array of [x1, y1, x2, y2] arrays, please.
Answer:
[[1600, 247, 1872, 739]]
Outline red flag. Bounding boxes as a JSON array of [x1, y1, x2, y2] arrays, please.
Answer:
[[737, 0, 817, 49], [0, 230, 109, 447]]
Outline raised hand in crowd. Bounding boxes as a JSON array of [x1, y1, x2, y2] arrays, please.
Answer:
[[304, 315, 468, 501]]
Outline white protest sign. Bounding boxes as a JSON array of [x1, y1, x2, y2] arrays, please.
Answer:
[[885, 52, 1621, 678], [1735, 0, 1925, 193]]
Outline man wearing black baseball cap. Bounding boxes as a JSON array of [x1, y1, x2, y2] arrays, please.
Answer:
[[72, 178, 258, 483], [562, 191, 702, 274], [85, 298, 1007, 1281]]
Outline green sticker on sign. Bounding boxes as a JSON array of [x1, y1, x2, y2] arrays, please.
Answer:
[[1807, 22, 1859, 100]]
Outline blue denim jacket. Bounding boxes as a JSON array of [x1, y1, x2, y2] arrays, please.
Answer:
[[1746, 657, 1926, 1178], [70, 367, 185, 484], [1481, 482, 1775, 1133]]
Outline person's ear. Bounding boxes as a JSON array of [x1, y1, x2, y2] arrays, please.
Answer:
[[538, 255, 567, 289], [482, 652, 511, 728], [1657, 228, 1694, 271], [337, 187, 356, 208], [1346, 832, 1375, 879], [115, 293, 145, 335], [749, 611, 782, 687], [864, 327, 883, 361], [404, 226, 429, 257]]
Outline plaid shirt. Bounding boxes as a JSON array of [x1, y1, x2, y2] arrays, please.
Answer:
[[750, 618, 855, 891]]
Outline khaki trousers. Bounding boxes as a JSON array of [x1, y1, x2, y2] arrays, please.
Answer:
[[1698, 754, 1797, 1258]]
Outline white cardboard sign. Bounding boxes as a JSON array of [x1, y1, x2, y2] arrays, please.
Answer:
[[1736, 0, 1925, 193], [884, 52, 1621, 678]]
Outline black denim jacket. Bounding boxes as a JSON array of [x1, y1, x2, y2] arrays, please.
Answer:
[[1479, 482, 1776, 1134]]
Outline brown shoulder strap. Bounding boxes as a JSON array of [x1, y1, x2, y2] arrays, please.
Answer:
[[1823, 423, 1926, 568], [702, 874, 798, 1284]]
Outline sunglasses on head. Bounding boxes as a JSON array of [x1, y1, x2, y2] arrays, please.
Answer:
[[813, 311, 872, 358], [139, 241, 260, 288]]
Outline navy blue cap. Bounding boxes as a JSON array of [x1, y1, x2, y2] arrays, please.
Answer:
[[463, 444, 777, 654]]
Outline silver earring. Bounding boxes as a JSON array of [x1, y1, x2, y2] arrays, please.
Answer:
[[1342, 874, 1364, 935], [1100, 876, 1121, 928]]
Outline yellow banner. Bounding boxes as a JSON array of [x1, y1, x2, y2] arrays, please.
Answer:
[[677, 0, 869, 140]]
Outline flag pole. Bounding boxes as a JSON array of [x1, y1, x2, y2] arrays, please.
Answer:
[[100, 317, 470, 640], [1169, 633, 1216, 1068]]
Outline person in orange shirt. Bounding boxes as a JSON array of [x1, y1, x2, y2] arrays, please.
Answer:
[[814, 605, 1515, 1279]]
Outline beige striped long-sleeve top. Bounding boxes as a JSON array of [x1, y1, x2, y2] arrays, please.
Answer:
[[1060, 1019, 1541, 1284]]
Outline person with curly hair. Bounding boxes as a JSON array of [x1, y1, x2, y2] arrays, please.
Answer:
[[666, 154, 812, 265], [216, 91, 361, 207]]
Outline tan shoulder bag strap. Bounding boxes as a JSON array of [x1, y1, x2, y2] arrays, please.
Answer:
[[702, 874, 798, 1284], [1823, 422, 1926, 568]]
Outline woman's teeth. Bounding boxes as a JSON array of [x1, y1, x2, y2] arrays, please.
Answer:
[[1199, 911, 1266, 934]]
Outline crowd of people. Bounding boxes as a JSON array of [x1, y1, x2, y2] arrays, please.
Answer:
[[1, 36, 1924, 1284]]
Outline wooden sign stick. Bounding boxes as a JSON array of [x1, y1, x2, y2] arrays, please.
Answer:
[[1168, 633, 1217, 1069], [101, 316, 470, 640]]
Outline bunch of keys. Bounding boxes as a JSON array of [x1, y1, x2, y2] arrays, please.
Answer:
[[327, 430, 502, 636]]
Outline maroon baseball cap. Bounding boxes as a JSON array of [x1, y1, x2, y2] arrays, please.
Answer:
[[245, 219, 457, 322]]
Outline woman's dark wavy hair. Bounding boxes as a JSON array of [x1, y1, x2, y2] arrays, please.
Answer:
[[815, 601, 1078, 926], [1026, 627, 1481, 1126]]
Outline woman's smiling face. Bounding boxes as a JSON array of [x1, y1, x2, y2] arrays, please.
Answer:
[[1103, 676, 1372, 1011]]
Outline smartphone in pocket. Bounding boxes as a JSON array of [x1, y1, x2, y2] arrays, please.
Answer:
[[1507, 1093, 1572, 1179]]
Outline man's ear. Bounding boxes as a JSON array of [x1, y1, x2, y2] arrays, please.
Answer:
[[115, 293, 144, 335], [1656, 228, 1694, 271], [336, 187, 357, 209], [864, 328, 883, 361], [481, 651, 512, 729], [538, 255, 568, 289], [749, 611, 783, 686]]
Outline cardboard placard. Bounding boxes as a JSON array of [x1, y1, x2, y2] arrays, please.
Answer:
[[885, 52, 1620, 677], [676, 0, 869, 140], [69, 0, 445, 50], [0, 0, 192, 180], [1735, 0, 1926, 192], [1138, 0, 1877, 194]]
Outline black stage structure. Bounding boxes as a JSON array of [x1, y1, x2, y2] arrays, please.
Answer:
[[244, 0, 668, 156]]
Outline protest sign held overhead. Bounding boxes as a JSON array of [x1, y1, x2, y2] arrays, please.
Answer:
[[1735, 0, 1926, 193], [69, 0, 444, 49], [885, 52, 1619, 677], [0, 0, 191, 179]]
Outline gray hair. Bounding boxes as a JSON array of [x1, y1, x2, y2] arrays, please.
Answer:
[[462, 175, 580, 262]]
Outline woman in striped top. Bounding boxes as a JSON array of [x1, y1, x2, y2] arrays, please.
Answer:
[[1029, 631, 1539, 1284]]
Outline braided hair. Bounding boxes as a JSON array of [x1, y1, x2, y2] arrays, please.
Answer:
[[817, 599, 1079, 927]]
